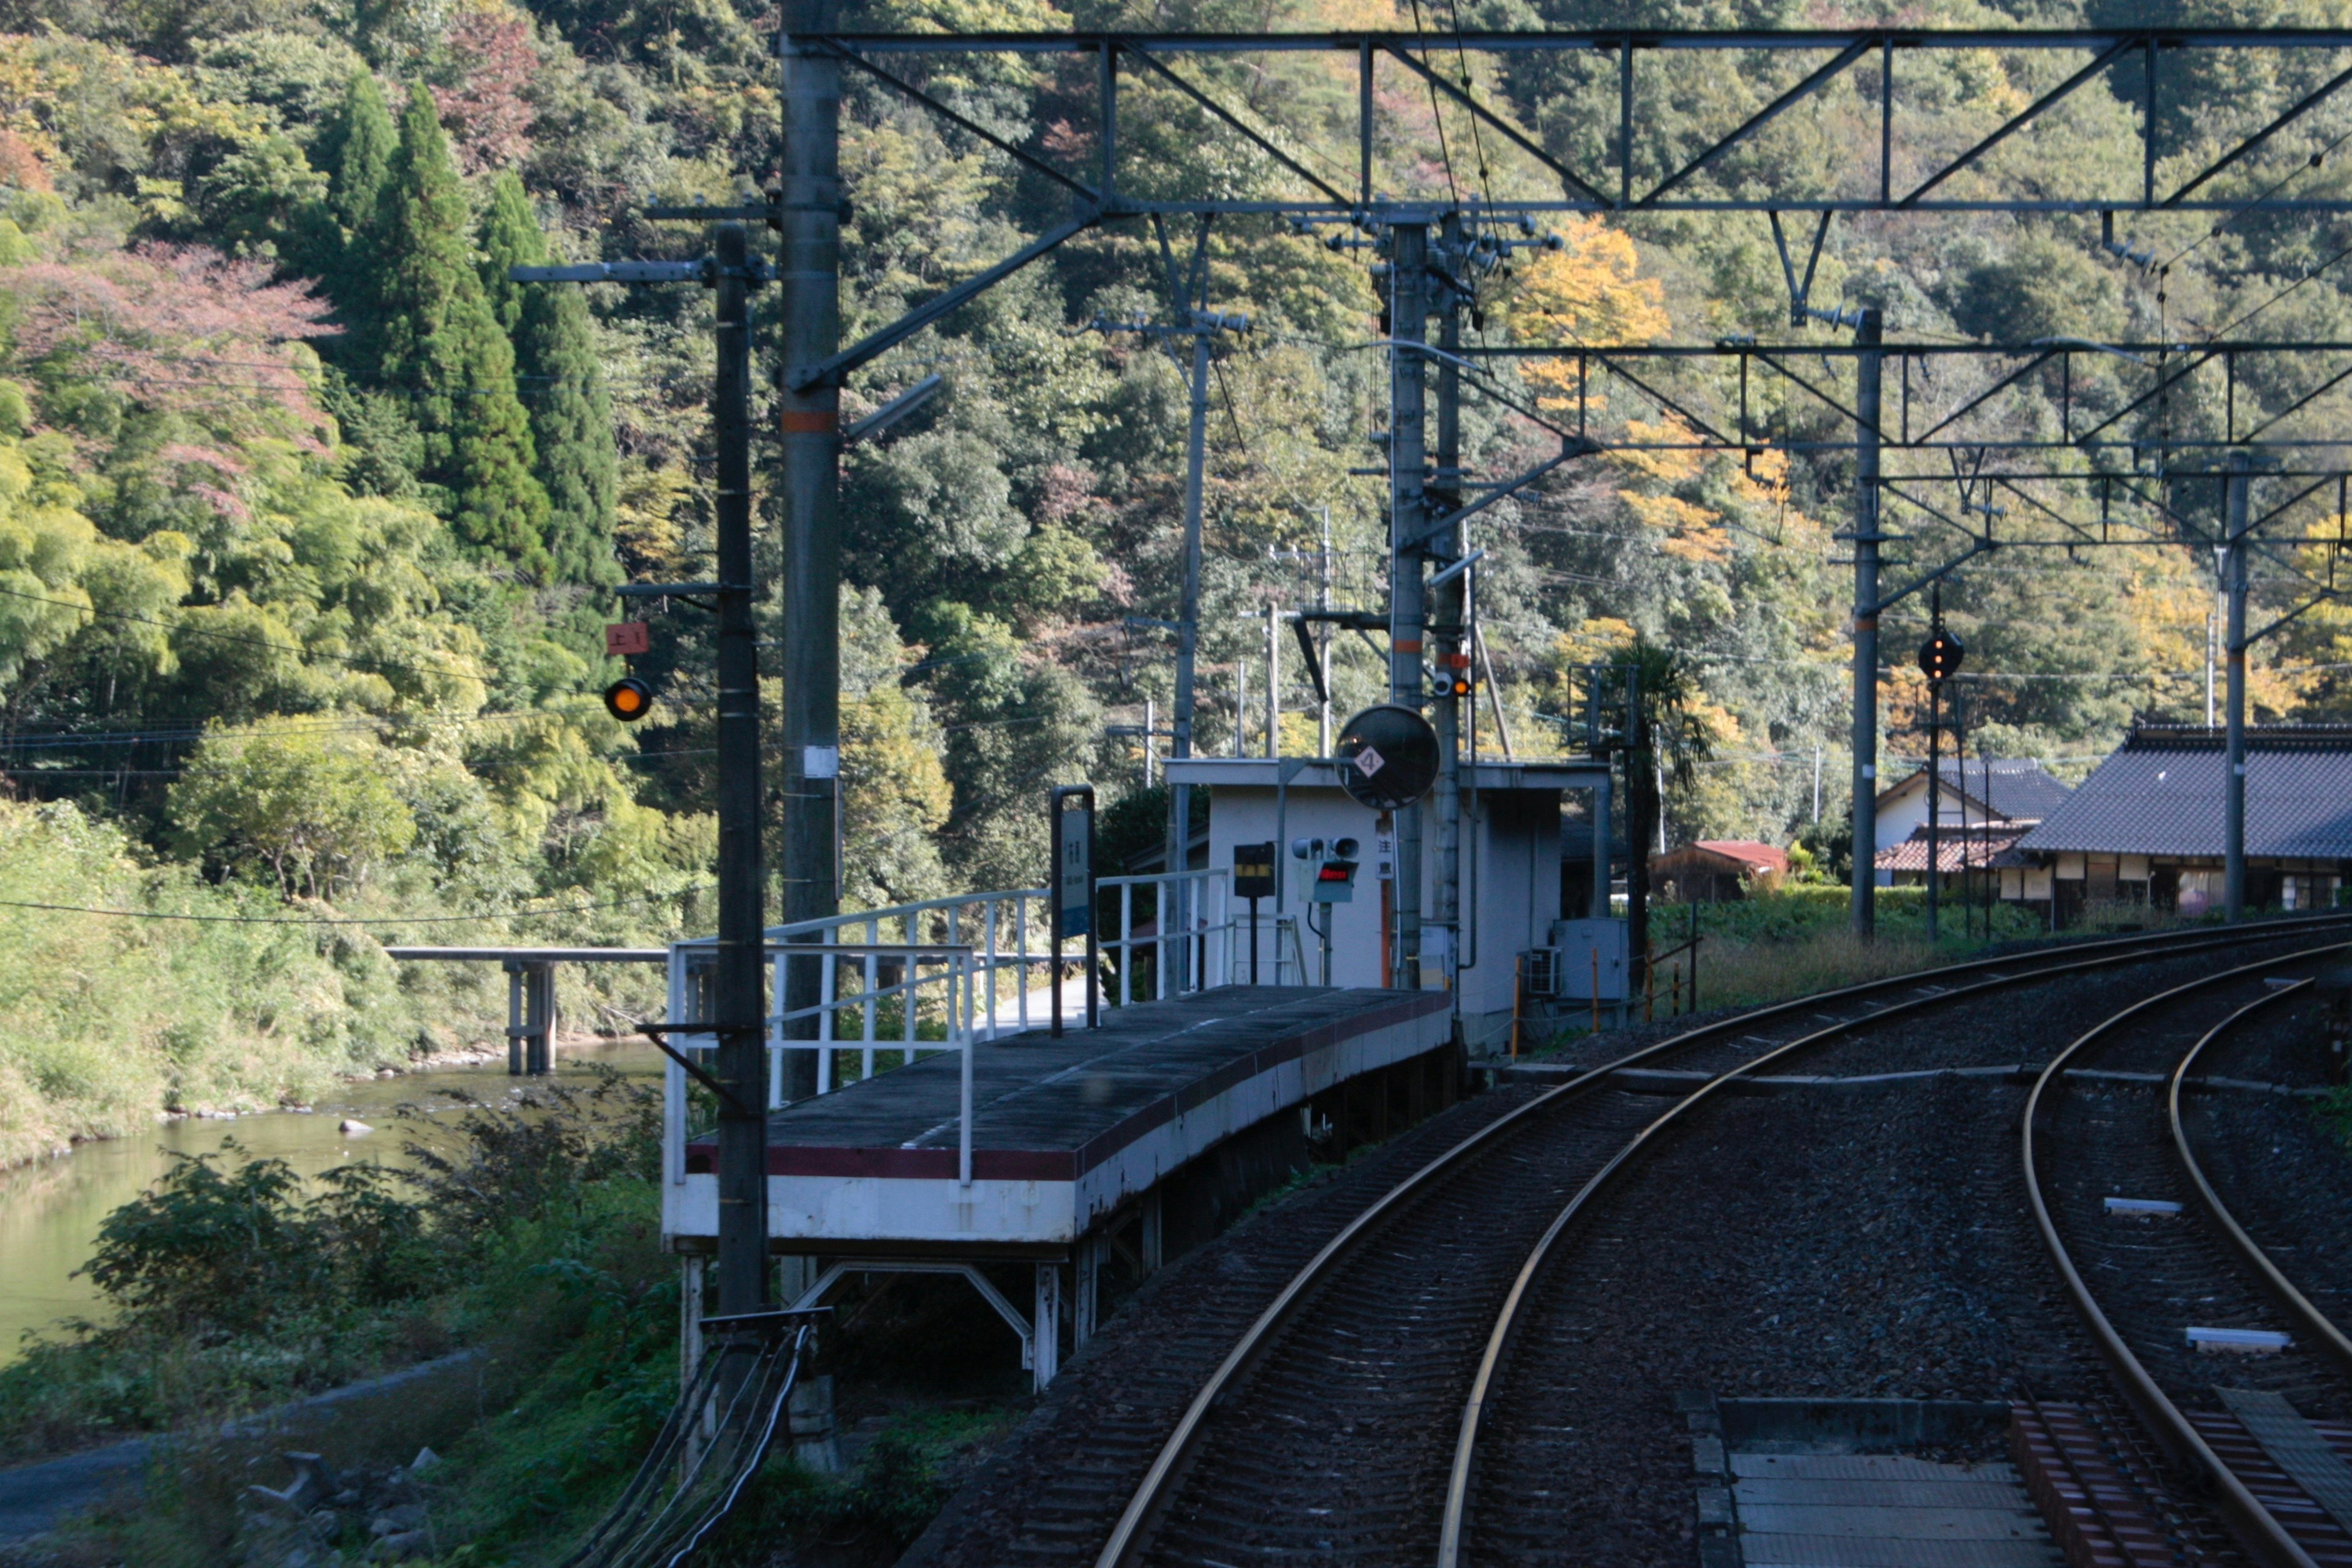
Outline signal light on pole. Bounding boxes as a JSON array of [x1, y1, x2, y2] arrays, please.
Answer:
[[1917, 630, 1966, 685], [604, 676, 655, 722]]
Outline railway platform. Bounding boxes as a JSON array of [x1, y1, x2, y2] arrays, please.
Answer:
[[662, 984, 1457, 1387]]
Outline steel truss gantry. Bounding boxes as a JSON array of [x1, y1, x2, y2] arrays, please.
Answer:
[[774, 24, 2352, 957]]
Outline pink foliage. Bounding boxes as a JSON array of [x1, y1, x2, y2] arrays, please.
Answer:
[[434, 11, 538, 175], [4, 243, 336, 451], [1036, 462, 1099, 527]]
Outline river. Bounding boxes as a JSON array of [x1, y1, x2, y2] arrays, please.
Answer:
[[0, 1042, 665, 1368]]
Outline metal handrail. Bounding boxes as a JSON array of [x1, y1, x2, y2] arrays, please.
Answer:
[[662, 870, 1304, 1191]]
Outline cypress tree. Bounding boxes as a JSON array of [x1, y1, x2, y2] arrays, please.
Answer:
[[287, 72, 397, 339], [374, 85, 549, 573], [478, 172, 620, 589], [328, 72, 395, 236]]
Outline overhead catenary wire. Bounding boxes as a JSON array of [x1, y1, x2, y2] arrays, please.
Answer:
[[0, 888, 709, 926]]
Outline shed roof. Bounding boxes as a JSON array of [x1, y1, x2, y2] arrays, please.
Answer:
[[2018, 725, 2352, 860], [1656, 840, 1789, 876], [1874, 824, 2032, 875]]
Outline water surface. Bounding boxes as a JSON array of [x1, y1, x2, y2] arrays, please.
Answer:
[[0, 1042, 662, 1366]]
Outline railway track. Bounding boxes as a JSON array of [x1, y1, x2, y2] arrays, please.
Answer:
[[1077, 914, 2352, 1568], [2024, 938, 2352, 1568]]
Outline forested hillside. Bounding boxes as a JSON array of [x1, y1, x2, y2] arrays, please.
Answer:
[[1, 0, 2348, 1158]]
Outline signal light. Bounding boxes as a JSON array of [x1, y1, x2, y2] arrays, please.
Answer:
[[1917, 630, 1966, 685], [603, 676, 655, 722]]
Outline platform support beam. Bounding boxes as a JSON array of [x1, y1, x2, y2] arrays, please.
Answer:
[[1074, 1237, 1102, 1349], [1141, 1189, 1164, 1275], [1032, 1263, 1063, 1389]]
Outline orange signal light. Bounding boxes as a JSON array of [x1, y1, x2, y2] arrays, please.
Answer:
[[603, 676, 655, 722]]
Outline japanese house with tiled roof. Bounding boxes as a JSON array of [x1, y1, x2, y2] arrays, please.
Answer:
[[2010, 724, 2352, 918], [1870, 758, 2072, 891]]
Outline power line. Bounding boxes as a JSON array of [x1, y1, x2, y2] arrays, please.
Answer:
[[0, 888, 709, 927]]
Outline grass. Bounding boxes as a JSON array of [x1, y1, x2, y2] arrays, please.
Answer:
[[1550, 884, 2223, 1037]]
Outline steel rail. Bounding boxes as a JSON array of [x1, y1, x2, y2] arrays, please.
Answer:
[[2021, 940, 2352, 1568], [1089, 910, 2352, 1568], [2168, 978, 2352, 1376], [1429, 922, 2352, 1567]]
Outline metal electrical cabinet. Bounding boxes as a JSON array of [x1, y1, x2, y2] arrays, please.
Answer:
[[1549, 918, 1630, 1002]]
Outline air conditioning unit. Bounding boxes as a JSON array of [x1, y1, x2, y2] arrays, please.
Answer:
[[1521, 947, 1562, 997]]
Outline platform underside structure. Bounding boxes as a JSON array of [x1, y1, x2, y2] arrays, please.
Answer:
[[664, 986, 1455, 1387]]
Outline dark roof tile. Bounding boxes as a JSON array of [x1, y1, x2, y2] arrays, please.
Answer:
[[2018, 729, 2352, 859]]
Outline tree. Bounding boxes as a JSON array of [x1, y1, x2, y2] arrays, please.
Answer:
[[168, 723, 418, 900], [479, 170, 617, 589], [371, 84, 549, 571]]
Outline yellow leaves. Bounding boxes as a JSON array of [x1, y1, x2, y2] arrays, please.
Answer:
[[1555, 617, 1635, 666], [1622, 492, 1732, 564], [1507, 217, 1669, 347], [1616, 418, 1705, 483]]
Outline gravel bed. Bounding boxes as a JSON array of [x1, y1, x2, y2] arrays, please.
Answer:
[[2181, 995, 2352, 1343], [894, 1084, 1549, 1568], [894, 933, 2347, 1567]]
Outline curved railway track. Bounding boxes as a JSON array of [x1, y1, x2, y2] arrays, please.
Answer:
[[2023, 938, 2352, 1568], [1082, 914, 2352, 1568]]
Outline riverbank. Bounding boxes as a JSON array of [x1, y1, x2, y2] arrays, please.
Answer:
[[0, 799, 684, 1172], [0, 1040, 663, 1373]]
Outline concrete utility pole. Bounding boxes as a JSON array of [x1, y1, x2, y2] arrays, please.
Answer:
[[1317, 505, 1334, 756], [2223, 451, 2250, 922], [512, 217, 776, 1329], [708, 219, 771, 1321], [1849, 307, 1885, 940], [777, 9, 843, 1103], [1265, 603, 1280, 758], [1385, 222, 1431, 989], [1169, 317, 1211, 908], [1428, 214, 1466, 995]]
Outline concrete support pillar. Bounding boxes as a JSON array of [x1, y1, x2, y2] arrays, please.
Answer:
[[1032, 1262, 1063, 1389], [1074, 1236, 1102, 1348], [506, 960, 555, 1075]]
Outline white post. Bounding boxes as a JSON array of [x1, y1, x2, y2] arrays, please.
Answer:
[[817, 933, 836, 1095], [665, 949, 687, 1184], [985, 897, 1000, 1041], [862, 916, 878, 1082], [957, 957, 974, 1188], [767, 949, 785, 1109], [1120, 884, 1134, 1006], [1017, 895, 1031, 1033]]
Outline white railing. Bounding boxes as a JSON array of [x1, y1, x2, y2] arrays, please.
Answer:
[[660, 871, 1309, 1188]]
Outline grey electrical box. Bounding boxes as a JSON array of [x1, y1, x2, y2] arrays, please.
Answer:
[[1550, 918, 1629, 1002]]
